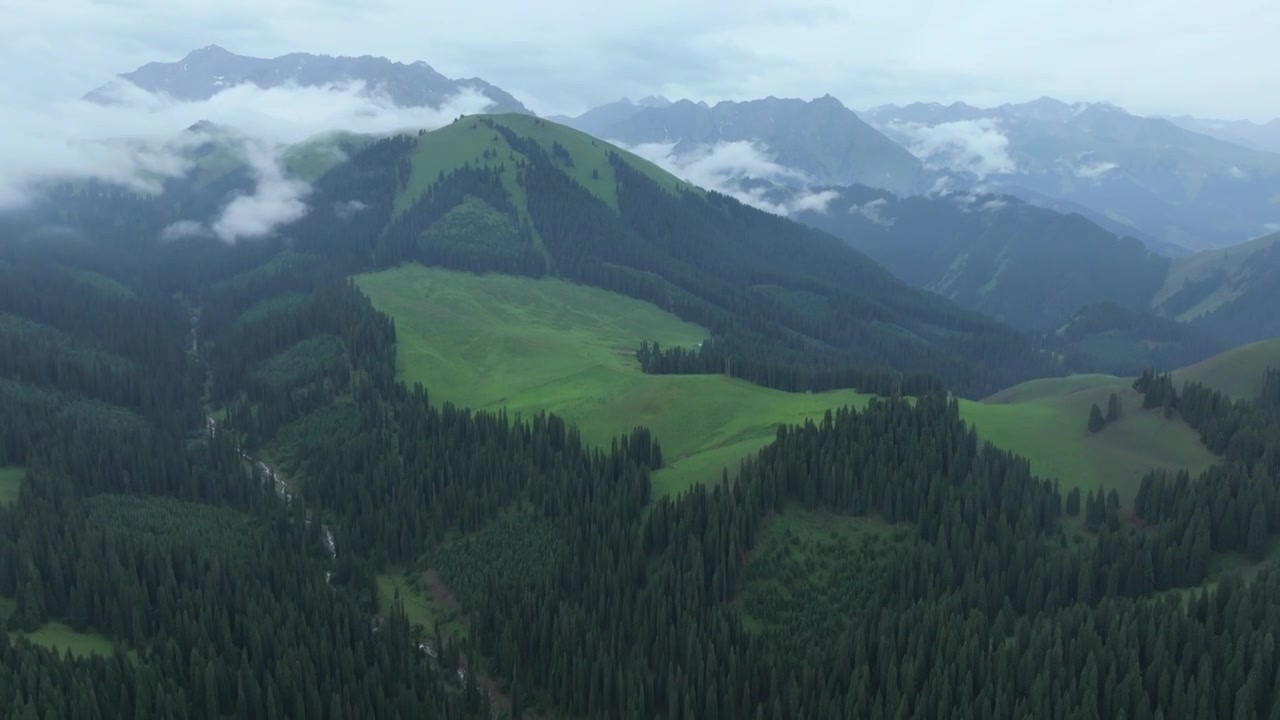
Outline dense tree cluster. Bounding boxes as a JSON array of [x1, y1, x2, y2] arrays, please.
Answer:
[[4, 118, 1280, 719], [0, 243, 495, 718], [635, 339, 945, 396], [1135, 369, 1280, 563]]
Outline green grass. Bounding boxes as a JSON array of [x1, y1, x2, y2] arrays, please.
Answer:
[[396, 114, 695, 218], [377, 572, 467, 641], [0, 467, 24, 507], [356, 264, 873, 497], [963, 378, 1217, 507], [15, 622, 116, 658], [1172, 338, 1280, 401]]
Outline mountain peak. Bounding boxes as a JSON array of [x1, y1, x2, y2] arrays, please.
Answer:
[[184, 44, 234, 60], [636, 95, 671, 108]]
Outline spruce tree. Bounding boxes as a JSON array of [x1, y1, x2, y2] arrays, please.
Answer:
[[1248, 505, 1269, 561], [1106, 392, 1121, 423], [1088, 403, 1106, 433]]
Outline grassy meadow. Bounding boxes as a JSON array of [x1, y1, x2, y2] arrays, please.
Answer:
[[357, 264, 1242, 505], [357, 264, 873, 498]]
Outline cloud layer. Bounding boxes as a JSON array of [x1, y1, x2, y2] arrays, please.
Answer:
[[618, 139, 839, 215], [10, 1, 1278, 121], [1, 80, 493, 240], [889, 119, 1018, 178]]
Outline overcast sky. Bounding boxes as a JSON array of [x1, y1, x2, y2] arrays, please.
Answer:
[[4, 0, 1278, 120]]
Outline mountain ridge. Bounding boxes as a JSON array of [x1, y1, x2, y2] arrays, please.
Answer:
[[556, 94, 926, 194], [84, 44, 530, 113], [863, 97, 1280, 250]]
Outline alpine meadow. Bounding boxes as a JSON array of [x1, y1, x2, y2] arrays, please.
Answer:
[[3, 27, 1280, 720]]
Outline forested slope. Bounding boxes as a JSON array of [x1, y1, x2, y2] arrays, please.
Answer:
[[3, 115, 1280, 719], [284, 114, 1062, 398]]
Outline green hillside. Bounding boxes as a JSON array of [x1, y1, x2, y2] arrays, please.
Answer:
[[357, 264, 872, 497], [965, 380, 1216, 506], [1173, 338, 1280, 401], [293, 114, 1061, 398], [395, 113, 691, 217], [0, 467, 23, 507], [1154, 231, 1280, 321], [358, 264, 1222, 506]]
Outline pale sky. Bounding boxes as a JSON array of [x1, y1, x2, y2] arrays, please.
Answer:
[[3, 0, 1278, 120]]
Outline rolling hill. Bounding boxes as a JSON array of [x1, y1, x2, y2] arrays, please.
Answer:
[[356, 265, 873, 498], [282, 113, 1062, 397], [356, 263, 1224, 507]]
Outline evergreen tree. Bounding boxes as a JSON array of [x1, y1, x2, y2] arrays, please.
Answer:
[[1107, 392, 1122, 422], [1089, 403, 1106, 433], [1248, 505, 1269, 561]]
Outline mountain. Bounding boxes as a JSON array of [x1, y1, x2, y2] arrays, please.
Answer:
[[1154, 231, 1280, 346], [780, 184, 1171, 331], [765, 178, 1278, 371], [863, 97, 1280, 250], [558, 95, 926, 194], [1164, 114, 1280, 154], [8, 93, 1280, 720], [84, 44, 529, 112], [546, 95, 671, 127], [279, 113, 1059, 396]]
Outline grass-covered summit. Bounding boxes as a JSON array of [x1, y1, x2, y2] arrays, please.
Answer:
[[289, 114, 1061, 397]]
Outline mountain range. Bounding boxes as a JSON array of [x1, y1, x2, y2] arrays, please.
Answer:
[[84, 44, 529, 113], [40, 45, 1280, 376], [553, 94, 927, 195], [760, 179, 1280, 371], [1164, 114, 1280, 154], [862, 97, 1280, 251]]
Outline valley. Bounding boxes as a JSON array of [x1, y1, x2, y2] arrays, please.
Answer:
[[3, 35, 1280, 717]]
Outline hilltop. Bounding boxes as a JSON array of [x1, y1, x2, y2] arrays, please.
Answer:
[[281, 113, 1061, 397]]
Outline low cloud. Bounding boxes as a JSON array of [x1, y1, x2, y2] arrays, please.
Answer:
[[1074, 161, 1119, 179], [0, 80, 493, 212], [615, 139, 836, 215], [160, 220, 211, 241], [333, 199, 369, 219], [850, 198, 894, 226], [210, 141, 311, 242], [890, 118, 1017, 178], [158, 139, 310, 243]]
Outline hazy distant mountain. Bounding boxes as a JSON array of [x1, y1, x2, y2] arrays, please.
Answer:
[[84, 44, 529, 113], [546, 96, 671, 128], [559, 95, 926, 194], [864, 97, 1280, 250], [773, 183, 1170, 332], [1162, 115, 1280, 154], [1152, 231, 1280, 346]]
